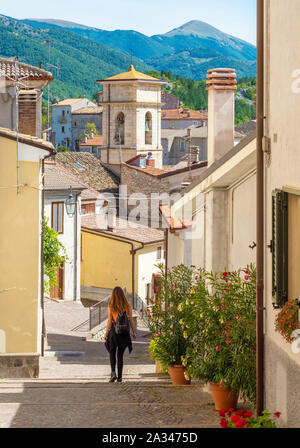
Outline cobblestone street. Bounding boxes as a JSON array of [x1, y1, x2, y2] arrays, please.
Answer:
[[0, 300, 222, 428]]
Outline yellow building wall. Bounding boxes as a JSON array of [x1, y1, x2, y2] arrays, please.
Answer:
[[0, 136, 41, 354], [81, 230, 137, 294]]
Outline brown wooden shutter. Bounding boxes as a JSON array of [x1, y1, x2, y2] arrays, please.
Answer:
[[272, 190, 288, 308]]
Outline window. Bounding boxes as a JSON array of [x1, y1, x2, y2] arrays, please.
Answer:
[[157, 246, 162, 260], [62, 126, 65, 133], [115, 112, 125, 145], [180, 141, 185, 151], [51, 202, 64, 234], [193, 121, 198, 126], [62, 110, 65, 118], [145, 112, 152, 145], [170, 121, 175, 129]]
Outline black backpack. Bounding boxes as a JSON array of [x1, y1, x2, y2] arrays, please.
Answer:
[[115, 312, 130, 336]]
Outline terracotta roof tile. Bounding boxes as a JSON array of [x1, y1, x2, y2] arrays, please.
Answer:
[[82, 214, 165, 244], [162, 107, 208, 121], [0, 126, 55, 153], [55, 152, 119, 192], [72, 106, 103, 114], [79, 135, 103, 147], [52, 98, 86, 106], [0, 57, 53, 81], [160, 205, 192, 231], [44, 165, 86, 191]]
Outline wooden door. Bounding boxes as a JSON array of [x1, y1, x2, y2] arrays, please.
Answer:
[[50, 262, 64, 300]]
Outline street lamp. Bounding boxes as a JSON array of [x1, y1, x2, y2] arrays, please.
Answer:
[[65, 186, 76, 217]]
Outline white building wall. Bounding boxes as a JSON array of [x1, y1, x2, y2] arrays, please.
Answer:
[[227, 173, 256, 271], [44, 194, 81, 301], [137, 245, 164, 303]]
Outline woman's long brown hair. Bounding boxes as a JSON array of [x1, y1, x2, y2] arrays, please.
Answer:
[[109, 287, 130, 315]]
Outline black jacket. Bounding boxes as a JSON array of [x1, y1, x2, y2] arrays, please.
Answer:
[[105, 321, 133, 354]]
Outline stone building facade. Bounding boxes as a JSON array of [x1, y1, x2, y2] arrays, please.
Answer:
[[72, 106, 102, 150], [0, 58, 53, 137], [97, 65, 165, 173]]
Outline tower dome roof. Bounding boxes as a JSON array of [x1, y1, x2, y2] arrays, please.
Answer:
[[97, 65, 166, 84]]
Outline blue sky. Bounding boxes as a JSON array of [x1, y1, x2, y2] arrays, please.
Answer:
[[1, 0, 256, 44]]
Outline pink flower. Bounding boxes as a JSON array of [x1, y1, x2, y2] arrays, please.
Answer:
[[225, 340, 229, 344], [216, 346, 220, 352], [157, 333, 161, 337], [168, 305, 171, 309], [195, 275, 199, 280], [171, 284, 174, 289], [244, 276, 249, 281]]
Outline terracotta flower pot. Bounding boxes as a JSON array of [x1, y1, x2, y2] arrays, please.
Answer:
[[210, 383, 239, 411], [168, 365, 191, 386]]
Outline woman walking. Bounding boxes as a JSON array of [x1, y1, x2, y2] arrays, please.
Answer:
[[104, 287, 136, 383]]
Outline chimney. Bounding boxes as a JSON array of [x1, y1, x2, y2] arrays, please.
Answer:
[[146, 151, 155, 168], [206, 68, 237, 166], [190, 146, 199, 164], [18, 89, 38, 137]]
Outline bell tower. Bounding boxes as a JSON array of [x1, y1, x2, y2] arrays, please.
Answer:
[[97, 65, 165, 173]]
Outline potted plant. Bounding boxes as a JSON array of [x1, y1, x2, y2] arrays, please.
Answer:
[[147, 264, 194, 385], [181, 266, 257, 410]]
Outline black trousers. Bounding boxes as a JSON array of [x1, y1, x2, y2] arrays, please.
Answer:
[[109, 345, 126, 379]]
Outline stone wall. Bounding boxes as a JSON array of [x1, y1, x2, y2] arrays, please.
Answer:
[[0, 355, 39, 378], [265, 335, 300, 428], [121, 164, 170, 226]]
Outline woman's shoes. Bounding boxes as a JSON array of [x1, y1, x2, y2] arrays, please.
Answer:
[[117, 378, 122, 383], [109, 372, 117, 383]]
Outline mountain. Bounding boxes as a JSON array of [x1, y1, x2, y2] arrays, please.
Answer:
[[147, 50, 257, 80], [152, 20, 256, 62], [22, 19, 170, 60], [0, 14, 150, 100], [22, 18, 256, 79]]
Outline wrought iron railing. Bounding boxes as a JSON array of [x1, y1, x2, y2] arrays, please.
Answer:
[[133, 294, 149, 325], [89, 295, 110, 331]]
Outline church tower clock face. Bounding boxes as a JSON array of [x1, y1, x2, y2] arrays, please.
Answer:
[[97, 65, 166, 170]]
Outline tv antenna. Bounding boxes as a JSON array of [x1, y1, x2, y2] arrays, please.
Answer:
[[43, 40, 60, 141]]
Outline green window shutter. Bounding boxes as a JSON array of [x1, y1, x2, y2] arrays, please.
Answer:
[[272, 190, 288, 308]]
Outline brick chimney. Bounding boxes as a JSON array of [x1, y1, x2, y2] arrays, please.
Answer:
[[146, 152, 155, 168], [206, 68, 237, 166], [18, 89, 38, 137]]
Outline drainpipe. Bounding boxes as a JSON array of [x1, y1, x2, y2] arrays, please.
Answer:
[[73, 193, 80, 301], [164, 229, 169, 283], [256, 0, 265, 416], [40, 153, 54, 357]]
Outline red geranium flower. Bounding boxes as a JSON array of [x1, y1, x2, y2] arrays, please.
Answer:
[[219, 409, 226, 417], [227, 408, 234, 417], [274, 412, 281, 419], [231, 415, 239, 423], [220, 418, 228, 428]]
